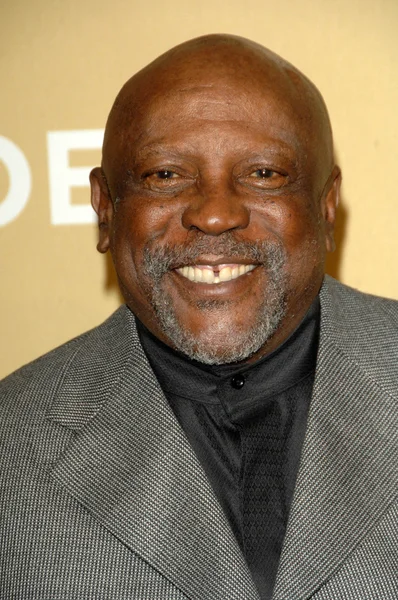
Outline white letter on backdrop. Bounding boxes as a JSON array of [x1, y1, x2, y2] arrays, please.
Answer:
[[47, 129, 104, 225], [0, 136, 32, 226]]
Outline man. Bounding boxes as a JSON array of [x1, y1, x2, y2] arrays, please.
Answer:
[[1, 34, 397, 600]]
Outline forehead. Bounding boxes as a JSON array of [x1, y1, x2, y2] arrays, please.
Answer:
[[119, 78, 310, 157], [102, 45, 332, 184]]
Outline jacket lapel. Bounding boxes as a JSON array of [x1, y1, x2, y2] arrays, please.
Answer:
[[273, 278, 398, 599], [48, 307, 259, 600]]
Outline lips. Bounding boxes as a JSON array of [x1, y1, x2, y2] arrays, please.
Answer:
[[176, 263, 256, 284], [143, 237, 286, 291]]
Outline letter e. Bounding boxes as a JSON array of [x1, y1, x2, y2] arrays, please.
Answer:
[[47, 130, 104, 225]]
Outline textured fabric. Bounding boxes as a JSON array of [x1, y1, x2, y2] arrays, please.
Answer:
[[273, 280, 398, 600], [1, 310, 257, 600], [137, 299, 319, 600], [241, 375, 315, 599], [0, 276, 397, 600]]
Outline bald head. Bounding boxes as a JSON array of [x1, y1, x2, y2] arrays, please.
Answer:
[[91, 34, 341, 364], [102, 34, 335, 191]]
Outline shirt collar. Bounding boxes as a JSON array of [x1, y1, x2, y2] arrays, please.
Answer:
[[136, 297, 320, 420]]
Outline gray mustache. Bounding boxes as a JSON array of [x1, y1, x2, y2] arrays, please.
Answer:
[[143, 235, 286, 281]]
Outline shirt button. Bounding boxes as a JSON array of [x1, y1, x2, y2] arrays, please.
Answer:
[[231, 374, 245, 389]]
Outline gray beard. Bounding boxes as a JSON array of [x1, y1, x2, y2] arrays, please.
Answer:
[[142, 235, 287, 365]]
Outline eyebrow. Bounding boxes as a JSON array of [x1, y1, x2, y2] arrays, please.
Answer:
[[133, 142, 196, 162], [135, 138, 298, 160]]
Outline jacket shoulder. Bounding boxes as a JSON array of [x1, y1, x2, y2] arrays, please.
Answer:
[[322, 276, 398, 327], [320, 277, 398, 395], [0, 306, 133, 418]]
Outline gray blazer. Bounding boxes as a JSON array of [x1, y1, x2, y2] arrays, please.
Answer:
[[1, 276, 397, 600]]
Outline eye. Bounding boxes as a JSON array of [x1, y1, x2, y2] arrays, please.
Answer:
[[142, 169, 180, 182], [251, 168, 275, 179], [152, 170, 179, 180], [242, 167, 287, 190], [141, 167, 191, 194]]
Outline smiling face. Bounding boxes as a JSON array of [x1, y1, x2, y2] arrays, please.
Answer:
[[91, 35, 340, 364]]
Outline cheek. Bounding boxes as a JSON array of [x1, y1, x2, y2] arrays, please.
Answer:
[[111, 203, 166, 259], [286, 207, 325, 268], [108, 207, 144, 293], [110, 202, 187, 304], [285, 210, 327, 297], [255, 197, 325, 285], [254, 196, 319, 249], [115, 200, 185, 251]]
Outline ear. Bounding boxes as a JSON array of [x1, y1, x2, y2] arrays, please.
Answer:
[[321, 165, 341, 253], [90, 167, 114, 254]]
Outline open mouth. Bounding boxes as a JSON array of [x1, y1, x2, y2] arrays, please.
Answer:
[[175, 263, 256, 284]]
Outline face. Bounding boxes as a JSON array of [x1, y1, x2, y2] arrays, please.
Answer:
[[91, 70, 340, 365]]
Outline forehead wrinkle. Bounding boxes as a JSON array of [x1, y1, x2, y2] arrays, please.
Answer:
[[135, 90, 307, 150], [139, 87, 256, 127], [114, 76, 322, 155], [139, 121, 303, 166]]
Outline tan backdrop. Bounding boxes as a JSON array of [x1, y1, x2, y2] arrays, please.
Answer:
[[1, 0, 397, 378]]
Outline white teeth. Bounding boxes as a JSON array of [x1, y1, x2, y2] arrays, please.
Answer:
[[194, 267, 203, 282], [219, 266, 232, 282], [177, 264, 255, 284], [202, 269, 214, 283]]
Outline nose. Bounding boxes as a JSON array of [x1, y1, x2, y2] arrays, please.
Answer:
[[181, 179, 250, 236]]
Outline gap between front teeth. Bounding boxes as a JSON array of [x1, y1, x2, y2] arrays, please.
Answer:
[[177, 264, 255, 284]]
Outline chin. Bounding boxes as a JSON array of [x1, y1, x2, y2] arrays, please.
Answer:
[[159, 307, 285, 365]]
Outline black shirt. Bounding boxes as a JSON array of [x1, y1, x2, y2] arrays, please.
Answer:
[[136, 298, 320, 600]]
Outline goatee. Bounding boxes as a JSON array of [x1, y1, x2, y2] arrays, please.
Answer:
[[141, 234, 288, 365]]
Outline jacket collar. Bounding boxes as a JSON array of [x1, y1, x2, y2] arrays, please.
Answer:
[[273, 276, 398, 599], [47, 306, 260, 600]]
